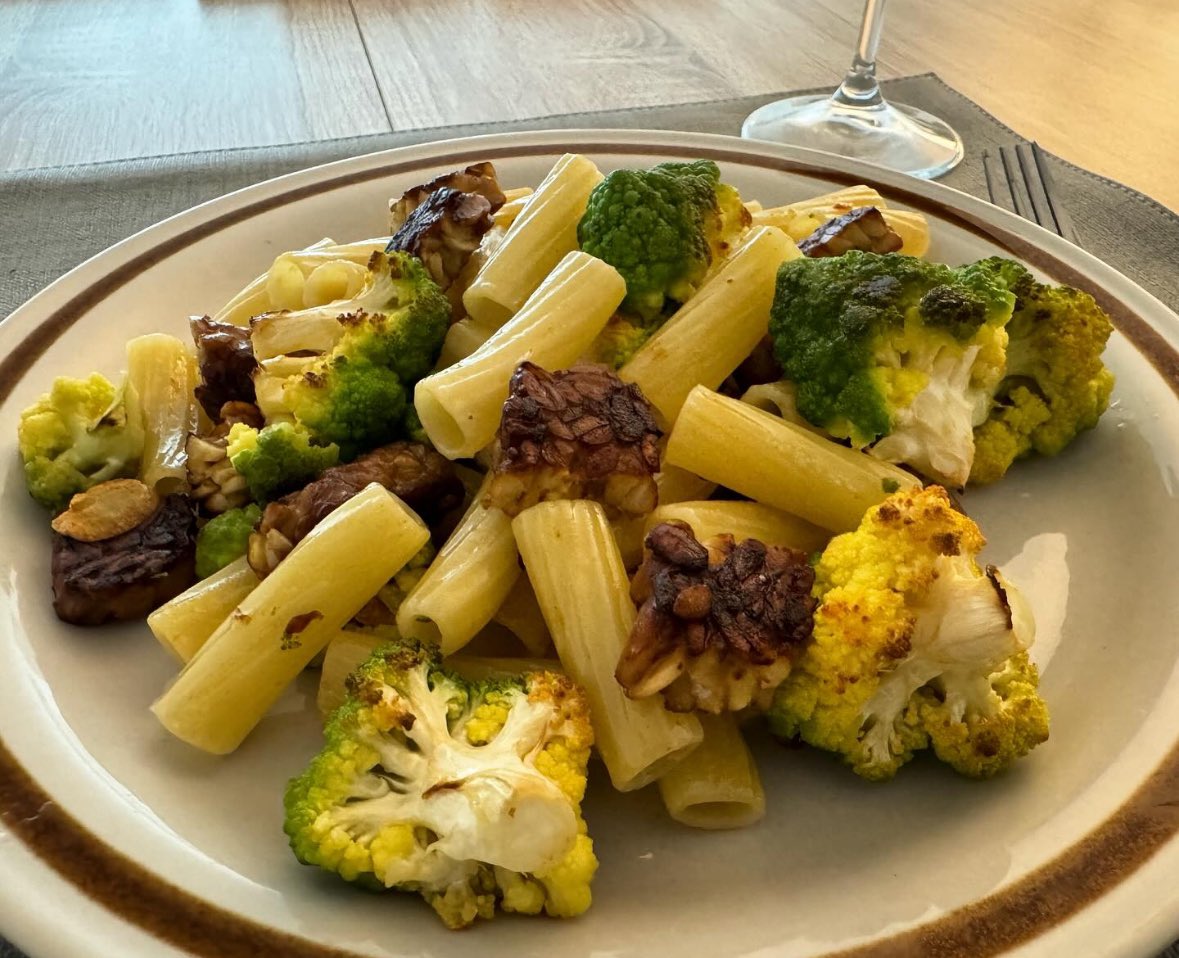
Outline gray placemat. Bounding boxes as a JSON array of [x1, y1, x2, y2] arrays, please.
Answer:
[[1, 74, 1177, 958]]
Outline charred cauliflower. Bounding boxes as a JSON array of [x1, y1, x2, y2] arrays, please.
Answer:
[[768, 486, 1048, 780], [284, 639, 597, 929]]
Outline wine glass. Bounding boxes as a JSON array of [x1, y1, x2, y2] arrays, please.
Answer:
[[741, 0, 964, 179]]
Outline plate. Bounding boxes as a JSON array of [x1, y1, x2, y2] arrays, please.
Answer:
[[2, 130, 1178, 958]]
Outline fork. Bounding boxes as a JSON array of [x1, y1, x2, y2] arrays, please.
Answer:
[[982, 142, 1079, 245]]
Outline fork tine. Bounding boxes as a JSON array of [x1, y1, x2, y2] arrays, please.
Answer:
[[982, 150, 1014, 212], [1031, 142, 1079, 244], [999, 145, 1036, 223], [1014, 142, 1057, 233]]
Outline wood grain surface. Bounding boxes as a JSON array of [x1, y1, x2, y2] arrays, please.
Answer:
[[0, 0, 1175, 210]]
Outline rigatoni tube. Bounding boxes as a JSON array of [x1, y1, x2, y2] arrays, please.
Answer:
[[125, 334, 198, 494], [491, 575, 553, 657], [396, 478, 520, 655], [147, 557, 260, 663], [620, 226, 799, 423], [513, 499, 702, 791], [645, 500, 829, 555], [152, 484, 429, 754], [666, 386, 920, 532], [415, 251, 625, 458], [657, 714, 765, 830], [462, 153, 604, 329]]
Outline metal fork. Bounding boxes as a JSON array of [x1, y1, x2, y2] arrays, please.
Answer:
[[982, 142, 1079, 245]]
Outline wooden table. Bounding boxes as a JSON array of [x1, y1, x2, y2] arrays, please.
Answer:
[[1, 0, 1175, 209]]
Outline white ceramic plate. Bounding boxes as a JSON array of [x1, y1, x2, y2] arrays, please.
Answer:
[[2, 130, 1178, 958]]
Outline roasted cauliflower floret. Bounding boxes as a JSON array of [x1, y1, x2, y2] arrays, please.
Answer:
[[18, 373, 144, 513], [969, 257, 1115, 483], [767, 486, 1049, 780], [616, 520, 817, 713], [484, 362, 661, 518], [283, 639, 596, 929]]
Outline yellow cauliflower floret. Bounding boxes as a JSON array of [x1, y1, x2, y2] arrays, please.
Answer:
[[463, 692, 512, 745], [768, 486, 1048, 780], [535, 832, 598, 917]]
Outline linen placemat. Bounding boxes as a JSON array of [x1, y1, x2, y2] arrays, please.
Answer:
[[2, 73, 1177, 958]]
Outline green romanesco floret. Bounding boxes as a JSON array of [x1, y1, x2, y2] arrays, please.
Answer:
[[225, 421, 339, 503], [767, 485, 1048, 781], [585, 314, 656, 369], [968, 257, 1115, 483], [577, 160, 751, 322], [17, 373, 144, 513], [769, 251, 1015, 487], [256, 251, 449, 457], [284, 638, 597, 929], [373, 542, 436, 619], [194, 504, 262, 578]]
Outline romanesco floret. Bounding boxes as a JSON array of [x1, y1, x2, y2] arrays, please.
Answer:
[[767, 486, 1048, 781], [373, 542, 436, 619], [253, 251, 449, 457], [585, 314, 654, 370], [577, 160, 750, 322], [17, 373, 144, 513], [225, 421, 339, 503], [194, 504, 262, 578], [284, 639, 597, 929], [769, 252, 1015, 486], [968, 257, 1115, 483]]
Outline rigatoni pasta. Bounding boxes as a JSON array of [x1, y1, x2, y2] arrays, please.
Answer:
[[620, 226, 798, 423], [213, 237, 389, 326], [152, 484, 429, 754], [491, 576, 553, 657], [645, 500, 829, 555], [657, 714, 765, 829], [124, 334, 198, 494], [396, 477, 520, 655], [513, 499, 702, 791], [147, 557, 260, 663], [462, 153, 604, 329], [415, 250, 625, 458], [752, 185, 930, 257], [666, 386, 921, 532]]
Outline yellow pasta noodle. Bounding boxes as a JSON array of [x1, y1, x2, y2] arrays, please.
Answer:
[[213, 238, 388, 326], [125, 334, 198, 494], [657, 714, 765, 829], [666, 386, 921, 532], [752, 186, 929, 257], [317, 629, 387, 717], [415, 251, 625, 458], [645, 500, 829, 555], [396, 479, 521, 655], [655, 463, 718, 504], [436, 318, 492, 369], [250, 311, 345, 361], [462, 153, 603, 329], [152, 484, 429, 754], [620, 226, 799, 423], [513, 499, 702, 791], [147, 557, 260, 663], [491, 576, 553, 657]]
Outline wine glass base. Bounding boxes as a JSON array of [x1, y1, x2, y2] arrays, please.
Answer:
[[742, 93, 964, 180]]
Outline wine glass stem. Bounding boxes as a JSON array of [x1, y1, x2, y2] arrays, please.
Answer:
[[832, 0, 887, 108]]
